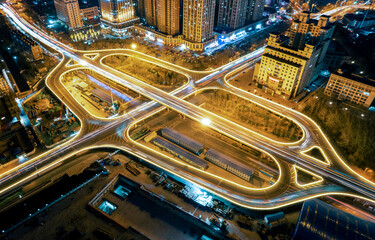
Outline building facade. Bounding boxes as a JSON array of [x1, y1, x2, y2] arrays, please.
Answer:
[[133, 25, 215, 51], [324, 70, 375, 108], [80, 6, 99, 20], [182, 0, 216, 43], [144, 0, 180, 35], [54, 0, 83, 29], [286, 12, 335, 75], [144, 0, 157, 26], [100, 0, 140, 28], [215, 0, 248, 32], [253, 13, 335, 98], [156, 0, 180, 35], [246, 0, 265, 23]]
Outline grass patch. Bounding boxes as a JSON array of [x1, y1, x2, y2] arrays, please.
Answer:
[[187, 89, 303, 142], [103, 55, 188, 92], [304, 147, 326, 163]]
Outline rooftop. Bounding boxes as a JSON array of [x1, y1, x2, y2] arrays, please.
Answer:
[[263, 52, 303, 68], [334, 63, 375, 88], [293, 199, 375, 240]]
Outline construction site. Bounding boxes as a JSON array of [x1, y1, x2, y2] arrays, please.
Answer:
[[23, 88, 80, 146], [61, 69, 149, 118]]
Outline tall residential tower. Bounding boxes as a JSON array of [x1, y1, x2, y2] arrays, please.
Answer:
[[215, 0, 248, 32], [182, 0, 216, 43], [144, 0, 180, 35]]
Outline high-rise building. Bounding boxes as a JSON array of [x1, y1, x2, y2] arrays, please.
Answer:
[[286, 12, 335, 77], [100, 0, 139, 28], [182, 0, 216, 43], [253, 33, 321, 97], [144, 0, 180, 35], [157, 0, 180, 35], [144, 0, 157, 26], [215, 0, 248, 32], [54, 0, 83, 29], [246, 0, 265, 23], [253, 13, 335, 98], [286, 12, 333, 50]]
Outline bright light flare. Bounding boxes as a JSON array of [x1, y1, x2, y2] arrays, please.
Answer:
[[201, 118, 211, 126], [131, 43, 137, 50]]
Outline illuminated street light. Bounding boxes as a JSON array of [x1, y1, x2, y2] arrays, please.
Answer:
[[131, 43, 137, 50], [201, 118, 211, 126]]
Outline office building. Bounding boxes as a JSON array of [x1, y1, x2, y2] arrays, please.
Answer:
[[246, 0, 265, 23], [253, 13, 335, 98], [286, 12, 334, 49], [100, 0, 140, 29], [182, 0, 216, 43], [79, 0, 100, 21], [54, 0, 83, 29], [144, 0, 180, 35], [286, 12, 335, 75], [253, 33, 320, 97], [324, 68, 375, 108], [215, 0, 248, 32]]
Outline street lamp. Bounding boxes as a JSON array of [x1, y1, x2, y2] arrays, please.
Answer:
[[131, 43, 137, 50], [201, 118, 211, 126], [201, 118, 211, 146]]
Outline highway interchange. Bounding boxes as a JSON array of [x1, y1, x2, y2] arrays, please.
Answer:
[[1, 2, 375, 210]]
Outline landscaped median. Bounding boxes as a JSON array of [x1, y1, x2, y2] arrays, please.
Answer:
[[101, 54, 189, 92], [127, 107, 282, 190], [186, 88, 303, 143]]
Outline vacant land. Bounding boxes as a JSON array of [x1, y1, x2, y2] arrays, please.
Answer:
[[103, 55, 188, 92], [187, 89, 303, 142]]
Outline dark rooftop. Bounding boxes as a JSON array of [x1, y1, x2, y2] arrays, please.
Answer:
[[335, 63, 375, 87], [78, 0, 99, 9]]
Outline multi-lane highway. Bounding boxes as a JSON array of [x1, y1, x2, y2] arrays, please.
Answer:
[[1, 3, 375, 209]]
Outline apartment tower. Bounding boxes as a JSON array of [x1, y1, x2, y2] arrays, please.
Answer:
[[144, 0, 180, 35], [246, 0, 265, 23], [182, 0, 216, 43], [215, 0, 248, 32]]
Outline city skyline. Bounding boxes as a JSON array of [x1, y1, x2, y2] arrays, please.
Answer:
[[0, 0, 375, 239]]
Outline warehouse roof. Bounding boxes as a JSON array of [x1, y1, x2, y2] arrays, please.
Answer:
[[153, 137, 208, 169], [205, 148, 254, 176], [161, 127, 204, 153], [293, 199, 375, 240]]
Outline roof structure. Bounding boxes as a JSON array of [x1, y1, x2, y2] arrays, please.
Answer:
[[293, 199, 375, 240], [153, 137, 208, 169], [205, 148, 254, 176]]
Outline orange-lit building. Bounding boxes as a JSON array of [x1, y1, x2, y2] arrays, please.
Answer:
[[100, 0, 140, 30]]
